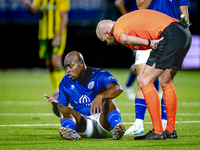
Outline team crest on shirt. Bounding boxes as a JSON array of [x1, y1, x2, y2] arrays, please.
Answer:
[[88, 81, 95, 89]]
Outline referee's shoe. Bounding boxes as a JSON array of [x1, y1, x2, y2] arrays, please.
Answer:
[[134, 129, 166, 140], [165, 130, 178, 139]]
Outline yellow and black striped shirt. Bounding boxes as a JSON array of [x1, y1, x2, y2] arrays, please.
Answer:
[[33, 0, 70, 40]]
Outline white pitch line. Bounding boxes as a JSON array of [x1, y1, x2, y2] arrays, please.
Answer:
[[123, 121, 200, 125], [116, 102, 200, 107], [2, 101, 200, 106], [0, 124, 60, 127], [121, 113, 200, 116], [1, 113, 200, 116], [2, 101, 47, 105], [1, 121, 200, 127], [0, 113, 55, 116]]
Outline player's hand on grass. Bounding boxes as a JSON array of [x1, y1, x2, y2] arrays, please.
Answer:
[[43, 94, 58, 104], [90, 95, 103, 115]]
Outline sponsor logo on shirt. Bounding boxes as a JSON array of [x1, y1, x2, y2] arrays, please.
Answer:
[[133, 46, 140, 49], [79, 95, 91, 106], [40, 3, 56, 10]]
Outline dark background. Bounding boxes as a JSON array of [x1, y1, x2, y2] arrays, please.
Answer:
[[0, 0, 199, 69]]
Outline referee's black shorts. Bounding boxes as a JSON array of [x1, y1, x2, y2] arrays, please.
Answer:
[[146, 22, 192, 70]]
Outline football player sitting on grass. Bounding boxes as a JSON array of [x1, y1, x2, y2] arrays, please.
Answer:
[[44, 51, 125, 140]]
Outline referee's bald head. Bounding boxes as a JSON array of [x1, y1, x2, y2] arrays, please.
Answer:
[[96, 20, 113, 40]]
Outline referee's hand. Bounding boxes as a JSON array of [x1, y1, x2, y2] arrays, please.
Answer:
[[150, 37, 164, 49]]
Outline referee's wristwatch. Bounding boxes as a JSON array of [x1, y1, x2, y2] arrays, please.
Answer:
[[147, 39, 151, 47]]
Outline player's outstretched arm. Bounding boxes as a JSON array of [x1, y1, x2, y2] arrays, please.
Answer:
[[90, 81, 123, 115], [179, 5, 189, 22], [115, 0, 127, 15], [44, 94, 58, 104], [20, 0, 38, 14], [43, 94, 60, 117], [137, 0, 152, 9], [52, 11, 68, 46]]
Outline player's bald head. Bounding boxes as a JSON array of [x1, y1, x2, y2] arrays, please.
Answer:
[[64, 51, 85, 65], [64, 51, 87, 81], [96, 20, 114, 40]]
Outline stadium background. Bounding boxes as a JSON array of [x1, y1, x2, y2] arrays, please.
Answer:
[[0, 0, 199, 69]]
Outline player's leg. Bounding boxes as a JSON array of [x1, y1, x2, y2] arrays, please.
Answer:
[[38, 39, 60, 93], [50, 30, 67, 98], [127, 63, 146, 135], [50, 54, 65, 94], [58, 105, 86, 140], [124, 63, 137, 100], [98, 99, 125, 140]]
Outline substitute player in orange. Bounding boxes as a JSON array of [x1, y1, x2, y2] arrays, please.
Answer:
[[96, 9, 192, 140]]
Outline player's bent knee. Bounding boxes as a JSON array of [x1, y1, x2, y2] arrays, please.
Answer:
[[102, 99, 118, 112], [57, 105, 73, 116], [79, 117, 96, 138]]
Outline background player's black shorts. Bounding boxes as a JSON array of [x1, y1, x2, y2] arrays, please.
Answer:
[[146, 22, 192, 70]]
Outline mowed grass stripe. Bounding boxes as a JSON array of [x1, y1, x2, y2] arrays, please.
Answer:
[[1, 120, 200, 127]]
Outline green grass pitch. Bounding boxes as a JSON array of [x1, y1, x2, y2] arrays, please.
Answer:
[[0, 69, 200, 149]]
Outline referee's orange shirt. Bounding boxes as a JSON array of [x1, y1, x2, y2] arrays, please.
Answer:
[[113, 9, 179, 50]]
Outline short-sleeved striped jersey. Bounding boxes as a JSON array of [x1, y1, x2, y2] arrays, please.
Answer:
[[33, 0, 70, 40]]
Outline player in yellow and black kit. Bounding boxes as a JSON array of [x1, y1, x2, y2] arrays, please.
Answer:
[[21, 0, 70, 97]]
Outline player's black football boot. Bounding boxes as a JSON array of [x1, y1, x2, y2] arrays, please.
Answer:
[[165, 130, 178, 139], [134, 129, 166, 140]]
